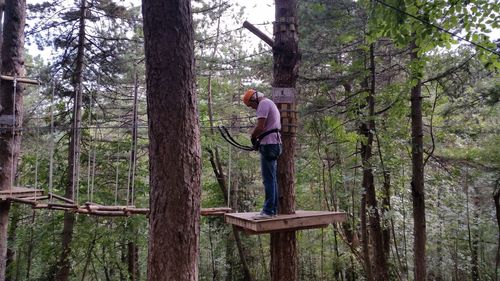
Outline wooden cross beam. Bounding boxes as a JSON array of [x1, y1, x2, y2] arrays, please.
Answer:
[[0, 74, 40, 85], [243, 21, 274, 47]]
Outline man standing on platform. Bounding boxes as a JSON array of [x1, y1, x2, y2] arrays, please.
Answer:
[[242, 89, 282, 220]]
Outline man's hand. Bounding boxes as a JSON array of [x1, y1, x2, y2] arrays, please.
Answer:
[[251, 137, 259, 151], [251, 118, 266, 139]]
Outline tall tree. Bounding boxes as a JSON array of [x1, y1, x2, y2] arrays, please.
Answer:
[[0, 1, 26, 280], [359, 43, 388, 281], [271, 1, 300, 280], [142, 0, 201, 279], [54, 1, 86, 280]]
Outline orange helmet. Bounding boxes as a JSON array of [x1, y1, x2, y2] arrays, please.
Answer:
[[242, 89, 257, 106]]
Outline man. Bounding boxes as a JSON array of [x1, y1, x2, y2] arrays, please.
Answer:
[[242, 89, 282, 220]]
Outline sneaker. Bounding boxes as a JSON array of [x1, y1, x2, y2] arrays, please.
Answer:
[[252, 212, 273, 220]]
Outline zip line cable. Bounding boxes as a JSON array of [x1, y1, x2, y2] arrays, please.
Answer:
[[3, 124, 253, 133], [374, 0, 500, 56]]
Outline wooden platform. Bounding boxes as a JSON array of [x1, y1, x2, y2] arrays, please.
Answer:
[[225, 210, 347, 234], [0, 187, 44, 200]]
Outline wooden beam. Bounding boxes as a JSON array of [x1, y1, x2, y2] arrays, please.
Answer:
[[243, 21, 274, 47], [85, 204, 133, 212], [48, 193, 75, 204], [201, 207, 231, 216], [7, 197, 37, 205], [22, 195, 49, 201], [0, 187, 44, 199], [48, 202, 78, 209], [0, 75, 40, 85]]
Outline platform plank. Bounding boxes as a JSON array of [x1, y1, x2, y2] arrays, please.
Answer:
[[201, 207, 232, 216], [0, 187, 44, 199], [225, 210, 347, 234]]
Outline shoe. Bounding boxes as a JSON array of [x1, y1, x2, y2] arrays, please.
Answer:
[[252, 212, 273, 220]]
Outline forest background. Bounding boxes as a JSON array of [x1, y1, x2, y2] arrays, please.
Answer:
[[2, 0, 498, 280]]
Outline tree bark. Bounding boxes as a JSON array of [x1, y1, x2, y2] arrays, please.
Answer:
[[55, 1, 86, 281], [127, 241, 139, 281], [126, 64, 140, 281], [25, 210, 36, 280], [360, 185, 372, 281], [0, 1, 25, 280], [494, 180, 500, 281], [410, 41, 426, 281], [5, 206, 19, 281], [142, 0, 201, 279], [381, 171, 391, 258], [359, 43, 388, 281], [271, 1, 301, 280]]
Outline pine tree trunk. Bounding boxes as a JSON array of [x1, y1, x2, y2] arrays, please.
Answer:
[[359, 43, 388, 281], [142, 0, 201, 279], [271, 1, 300, 280], [126, 65, 140, 281], [0, 1, 25, 280], [410, 42, 426, 281], [5, 206, 19, 281], [360, 192, 372, 281], [25, 210, 36, 280], [127, 241, 139, 281], [55, 1, 86, 280], [494, 180, 500, 281], [382, 171, 391, 257]]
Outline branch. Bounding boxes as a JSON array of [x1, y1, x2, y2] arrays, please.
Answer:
[[422, 55, 475, 84]]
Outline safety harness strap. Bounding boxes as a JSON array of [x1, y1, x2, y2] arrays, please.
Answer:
[[257, 128, 280, 141]]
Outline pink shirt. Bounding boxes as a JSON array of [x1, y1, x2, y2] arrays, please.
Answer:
[[256, 98, 281, 144]]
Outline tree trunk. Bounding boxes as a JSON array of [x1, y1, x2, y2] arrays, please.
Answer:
[[381, 171, 391, 258], [126, 64, 140, 281], [0, 1, 25, 280], [55, 1, 86, 281], [25, 210, 36, 280], [359, 43, 388, 281], [494, 180, 500, 281], [127, 241, 139, 281], [410, 41, 426, 281], [271, 1, 300, 280], [360, 190, 372, 281], [5, 206, 19, 281], [142, 0, 201, 279]]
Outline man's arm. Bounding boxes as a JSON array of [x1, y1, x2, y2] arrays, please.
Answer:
[[251, 118, 266, 139]]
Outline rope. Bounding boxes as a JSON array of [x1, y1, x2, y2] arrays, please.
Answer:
[[227, 145, 231, 208], [86, 89, 93, 203], [217, 125, 254, 151], [126, 66, 139, 207], [10, 77, 17, 197], [114, 152, 120, 206], [34, 107, 40, 202], [49, 83, 55, 202]]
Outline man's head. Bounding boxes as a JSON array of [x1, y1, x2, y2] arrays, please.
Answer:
[[242, 89, 264, 109]]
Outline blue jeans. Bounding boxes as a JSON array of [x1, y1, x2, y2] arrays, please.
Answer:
[[259, 144, 282, 216]]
